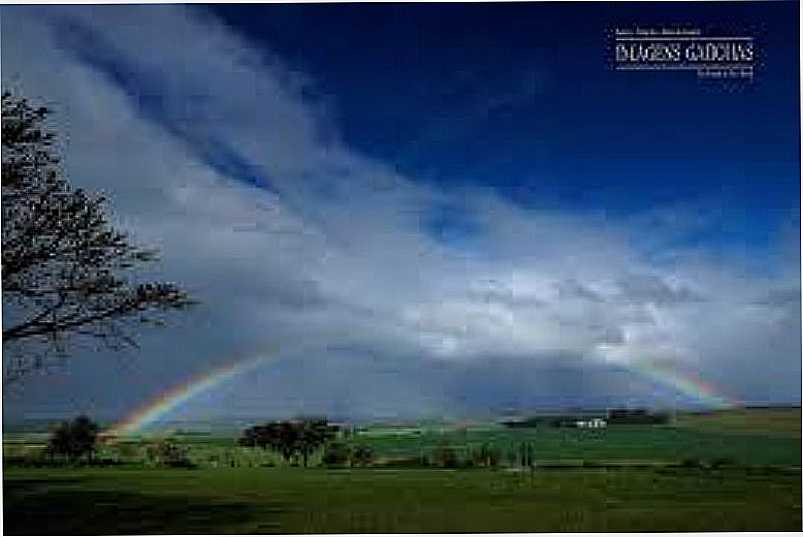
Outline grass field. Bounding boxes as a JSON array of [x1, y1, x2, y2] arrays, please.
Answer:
[[3, 407, 801, 534], [350, 421, 801, 466], [675, 407, 803, 437], [5, 465, 801, 534]]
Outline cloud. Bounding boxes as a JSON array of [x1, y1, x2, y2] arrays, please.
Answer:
[[2, 5, 799, 421], [614, 273, 705, 306]]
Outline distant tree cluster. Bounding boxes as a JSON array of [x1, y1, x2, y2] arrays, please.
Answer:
[[606, 408, 669, 425], [239, 418, 339, 467], [46, 414, 99, 462]]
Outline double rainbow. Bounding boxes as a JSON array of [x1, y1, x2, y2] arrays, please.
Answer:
[[107, 352, 738, 436]]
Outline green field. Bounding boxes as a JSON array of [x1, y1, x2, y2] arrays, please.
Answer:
[[5, 466, 801, 534], [4, 407, 801, 534], [675, 407, 803, 437], [350, 422, 801, 467]]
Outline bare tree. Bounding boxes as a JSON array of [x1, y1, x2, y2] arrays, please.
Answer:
[[2, 92, 194, 381]]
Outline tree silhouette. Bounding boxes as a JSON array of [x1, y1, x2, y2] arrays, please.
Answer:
[[2, 92, 194, 381], [239, 418, 338, 467], [46, 414, 99, 462]]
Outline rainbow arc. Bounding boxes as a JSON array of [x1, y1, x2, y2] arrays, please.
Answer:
[[106, 351, 738, 436]]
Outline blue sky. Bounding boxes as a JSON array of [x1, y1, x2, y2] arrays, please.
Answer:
[[2, 3, 800, 424], [212, 3, 799, 235]]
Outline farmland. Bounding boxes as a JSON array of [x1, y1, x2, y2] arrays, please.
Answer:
[[3, 407, 801, 534]]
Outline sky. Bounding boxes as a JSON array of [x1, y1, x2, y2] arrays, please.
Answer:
[[2, 2, 800, 426]]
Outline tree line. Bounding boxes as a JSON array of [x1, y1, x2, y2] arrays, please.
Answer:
[[37, 415, 374, 469], [238, 418, 374, 468]]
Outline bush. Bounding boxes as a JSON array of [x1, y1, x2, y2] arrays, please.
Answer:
[[432, 443, 460, 468], [350, 444, 374, 467], [322, 442, 351, 466], [321, 443, 375, 467], [112, 442, 141, 462], [145, 439, 195, 468], [471, 443, 501, 468]]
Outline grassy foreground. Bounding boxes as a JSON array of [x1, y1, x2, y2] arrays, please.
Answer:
[[4, 465, 801, 534], [4, 408, 801, 534]]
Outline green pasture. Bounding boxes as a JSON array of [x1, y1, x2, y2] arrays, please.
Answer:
[[4, 407, 800, 533], [4, 465, 800, 534], [348, 422, 801, 467], [675, 407, 802, 437], [6, 419, 800, 468]]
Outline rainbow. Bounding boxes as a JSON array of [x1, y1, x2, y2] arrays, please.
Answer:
[[107, 349, 739, 437], [629, 358, 739, 408], [106, 353, 273, 437]]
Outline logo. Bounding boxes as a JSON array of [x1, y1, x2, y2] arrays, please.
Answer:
[[610, 27, 756, 81]]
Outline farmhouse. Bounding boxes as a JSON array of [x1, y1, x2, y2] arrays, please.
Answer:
[[574, 418, 607, 429]]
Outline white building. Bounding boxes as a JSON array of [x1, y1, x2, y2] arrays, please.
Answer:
[[575, 418, 607, 429]]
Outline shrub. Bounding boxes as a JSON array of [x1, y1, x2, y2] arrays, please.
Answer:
[[350, 444, 374, 467], [145, 439, 195, 468], [322, 442, 351, 466], [471, 443, 501, 468], [112, 442, 141, 462], [432, 443, 459, 468]]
